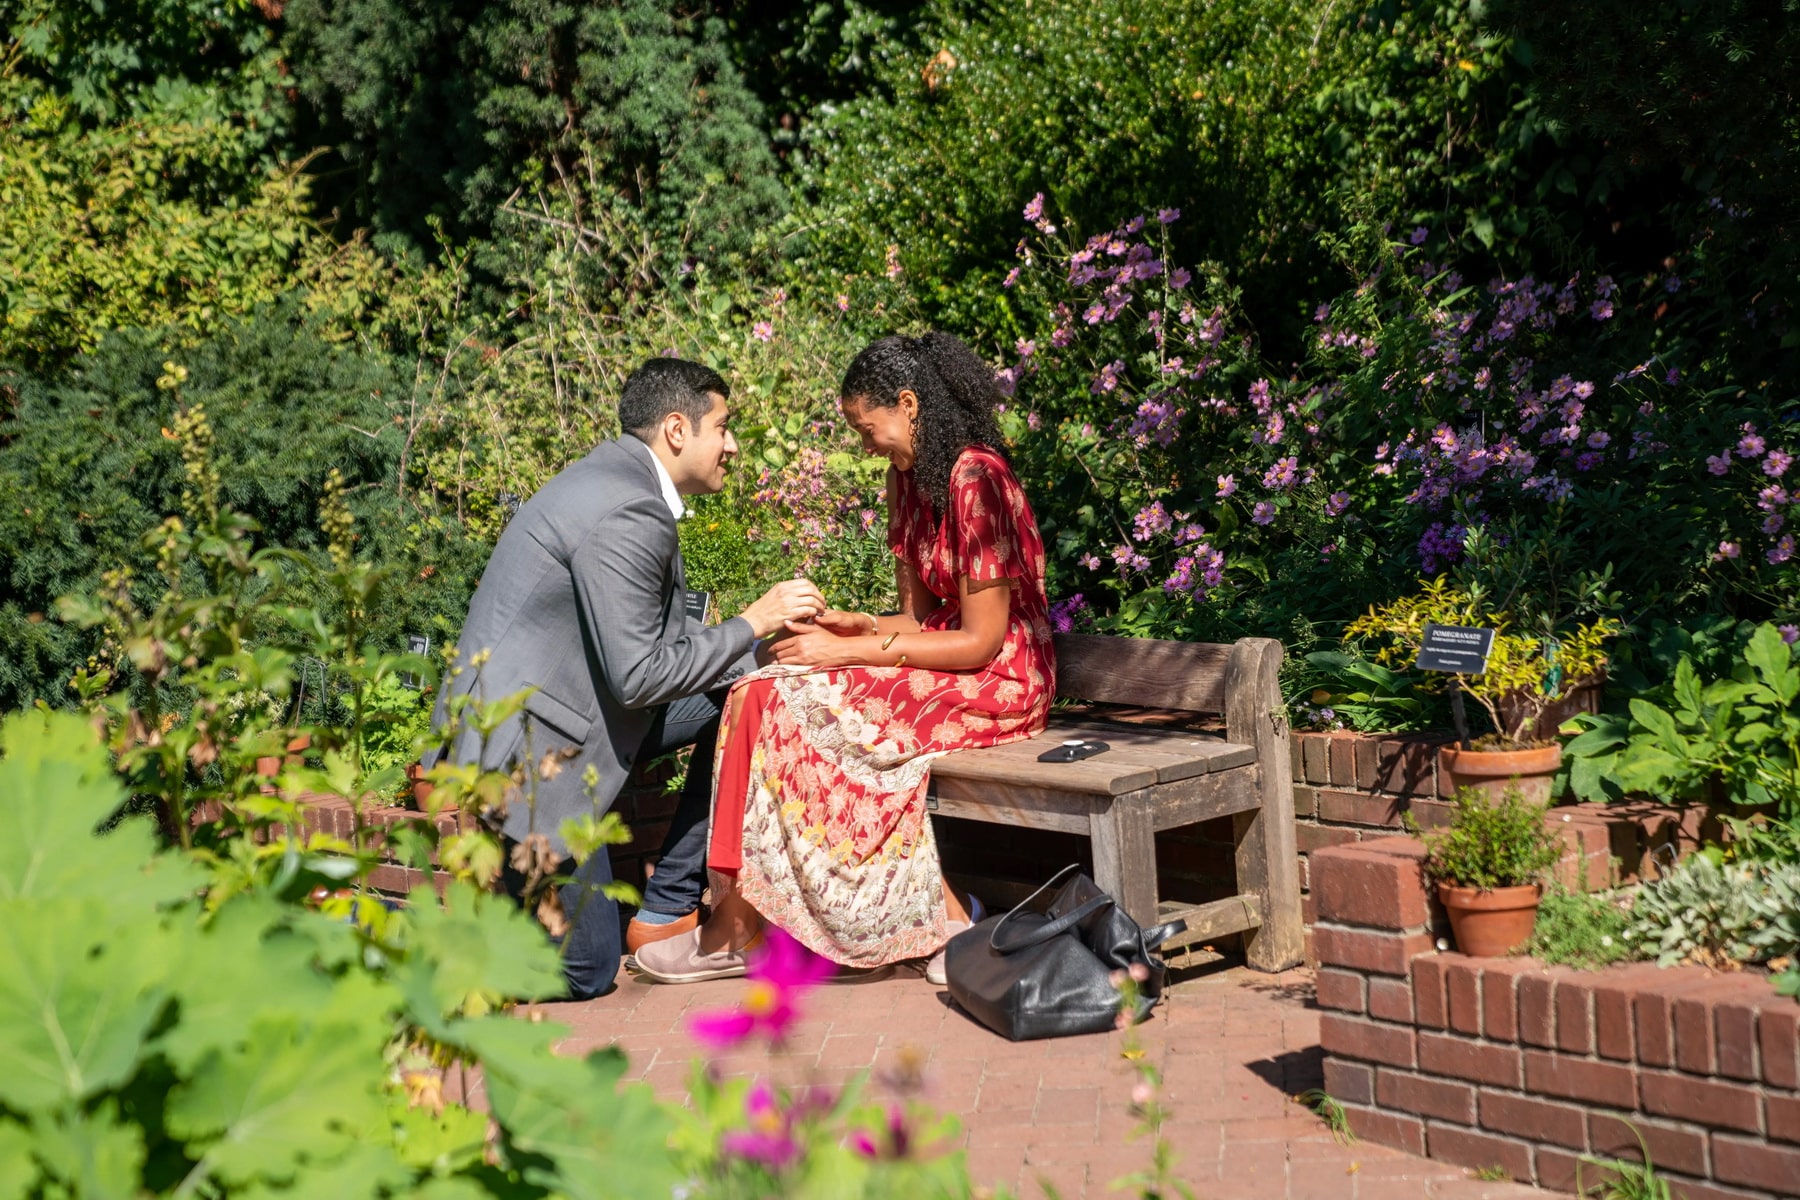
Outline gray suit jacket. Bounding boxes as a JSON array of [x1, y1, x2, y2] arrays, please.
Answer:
[[426, 436, 756, 855]]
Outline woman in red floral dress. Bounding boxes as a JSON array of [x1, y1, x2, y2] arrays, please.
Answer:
[[635, 332, 1055, 981]]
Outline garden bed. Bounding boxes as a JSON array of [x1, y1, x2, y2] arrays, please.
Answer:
[[1312, 836, 1800, 1197]]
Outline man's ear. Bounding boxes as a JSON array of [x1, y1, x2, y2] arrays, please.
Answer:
[[662, 410, 688, 452]]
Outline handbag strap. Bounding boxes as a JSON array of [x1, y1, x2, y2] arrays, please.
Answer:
[[988, 863, 1115, 954]]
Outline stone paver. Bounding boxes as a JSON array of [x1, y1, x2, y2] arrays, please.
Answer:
[[532, 958, 1546, 1199]]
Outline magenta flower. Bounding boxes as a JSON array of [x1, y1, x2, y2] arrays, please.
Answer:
[[720, 1083, 801, 1171], [1132, 502, 1172, 541], [688, 927, 832, 1050], [1251, 501, 1276, 526], [1766, 451, 1794, 477]]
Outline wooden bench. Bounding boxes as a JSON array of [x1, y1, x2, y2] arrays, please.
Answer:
[[926, 633, 1303, 972]]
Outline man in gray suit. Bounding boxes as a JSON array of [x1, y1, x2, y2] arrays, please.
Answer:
[[426, 357, 823, 998]]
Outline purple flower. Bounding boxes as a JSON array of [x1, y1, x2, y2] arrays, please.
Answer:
[[1251, 501, 1276, 526], [1260, 456, 1299, 490], [1586, 431, 1611, 449], [688, 927, 832, 1050], [1023, 193, 1046, 223], [1575, 451, 1605, 471], [1048, 594, 1091, 634], [1590, 299, 1614, 321], [1168, 267, 1191, 290], [994, 367, 1018, 398], [1325, 491, 1350, 517], [1089, 359, 1124, 394], [1739, 432, 1768, 459], [1156, 207, 1181, 225], [1766, 451, 1794, 477], [1764, 514, 1785, 536], [1707, 453, 1733, 476], [1770, 535, 1797, 565], [1782, 625, 1800, 645], [752, 321, 774, 342], [1132, 501, 1172, 541], [1409, 226, 1429, 245], [1216, 474, 1237, 498], [1716, 541, 1741, 561], [1002, 267, 1021, 288]]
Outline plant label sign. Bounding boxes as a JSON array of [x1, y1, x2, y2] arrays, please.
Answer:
[[1415, 623, 1495, 675], [684, 589, 712, 625]]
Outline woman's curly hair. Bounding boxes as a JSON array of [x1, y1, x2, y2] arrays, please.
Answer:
[[840, 331, 1006, 519]]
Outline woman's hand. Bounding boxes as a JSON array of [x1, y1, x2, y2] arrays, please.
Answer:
[[767, 629, 871, 669], [809, 608, 875, 638]]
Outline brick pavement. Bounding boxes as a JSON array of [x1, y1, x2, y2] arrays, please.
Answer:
[[532, 958, 1548, 1199]]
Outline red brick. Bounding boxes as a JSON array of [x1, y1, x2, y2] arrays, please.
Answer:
[[1341, 1104, 1424, 1155], [1547, 811, 1616, 892], [1290, 737, 1305, 781], [1762, 1004, 1799, 1089], [1322, 1058, 1373, 1106], [1309, 843, 1431, 929], [1297, 824, 1360, 855], [1315, 968, 1366, 1014], [1479, 959, 1542, 1043], [1377, 1068, 1476, 1123], [1301, 733, 1330, 784], [1445, 960, 1483, 1036], [1354, 738, 1382, 791], [1557, 978, 1595, 1055], [1588, 1111, 1709, 1177], [1524, 1050, 1638, 1108], [1404, 797, 1459, 831], [1327, 734, 1358, 788], [1767, 1092, 1800, 1144], [1716, 995, 1760, 1081], [1520, 972, 1558, 1048], [1651, 1176, 1781, 1200], [1319, 1013, 1416, 1069], [1412, 956, 1448, 1029], [1674, 982, 1740, 1075], [1368, 976, 1414, 1023], [1293, 787, 1318, 818], [1535, 1146, 1613, 1193], [1637, 973, 1729, 1068], [1589, 965, 1669, 1062], [1424, 1121, 1533, 1181], [1419, 1032, 1522, 1088], [1311, 924, 1434, 976], [1317, 789, 1405, 829], [1478, 1088, 1589, 1149], [1639, 1070, 1763, 1133], [1377, 736, 1440, 796], [1711, 1133, 1800, 1192]]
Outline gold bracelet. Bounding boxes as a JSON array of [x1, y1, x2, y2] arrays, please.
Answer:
[[865, 613, 879, 635], [880, 631, 901, 652], [893, 654, 907, 669]]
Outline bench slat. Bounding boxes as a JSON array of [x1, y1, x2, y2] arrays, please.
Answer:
[[930, 723, 1255, 796], [1155, 893, 1264, 950], [1054, 633, 1233, 711]]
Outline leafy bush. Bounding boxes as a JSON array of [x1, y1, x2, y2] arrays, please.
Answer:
[[1527, 886, 1635, 969], [1623, 854, 1800, 970], [1414, 786, 1562, 891], [1563, 623, 1800, 836], [1290, 650, 1435, 733]]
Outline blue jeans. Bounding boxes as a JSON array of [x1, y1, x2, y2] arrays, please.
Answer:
[[501, 687, 726, 1000]]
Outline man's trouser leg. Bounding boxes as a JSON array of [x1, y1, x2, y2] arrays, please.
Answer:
[[635, 686, 728, 919], [500, 833, 624, 1002]]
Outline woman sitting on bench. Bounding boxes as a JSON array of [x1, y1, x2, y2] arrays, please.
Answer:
[[634, 331, 1056, 985]]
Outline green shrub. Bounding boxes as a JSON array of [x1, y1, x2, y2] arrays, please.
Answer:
[[1528, 886, 1634, 969], [1414, 787, 1562, 891], [1624, 854, 1800, 969]]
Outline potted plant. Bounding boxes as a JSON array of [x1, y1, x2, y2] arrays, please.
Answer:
[[1346, 579, 1619, 803], [1415, 785, 1564, 956]]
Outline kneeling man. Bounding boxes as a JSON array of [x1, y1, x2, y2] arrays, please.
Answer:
[[426, 357, 821, 998]]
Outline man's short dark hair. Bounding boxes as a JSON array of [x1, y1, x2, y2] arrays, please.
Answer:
[[618, 357, 729, 439]]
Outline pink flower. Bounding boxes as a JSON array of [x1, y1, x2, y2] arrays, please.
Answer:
[[1707, 453, 1732, 476], [1169, 267, 1191, 290], [688, 927, 832, 1050], [835, 294, 850, 312], [720, 1083, 801, 1171], [752, 321, 774, 342], [1015, 337, 1036, 359], [1252, 501, 1276, 526], [1325, 491, 1350, 517], [1766, 451, 1794, 477], [1739, 431, 1767, 458], [1080, 553, 1101, 570], [1770, 535, 1797, 565], [1002, 267, 1021, 288], [1023, 193, 1046, 223], [1156, 207, 1181, 225], [1216, 474, 1237, 498], [1716, 541, 1741, 561]]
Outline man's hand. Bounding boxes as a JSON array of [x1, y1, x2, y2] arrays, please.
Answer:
[[738, 578, 827, 639], [808, 609, 875, 637], [767, 629, 867, 669]]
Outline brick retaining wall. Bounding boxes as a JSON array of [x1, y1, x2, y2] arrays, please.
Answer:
[[1312, 836, 1800, 1196]]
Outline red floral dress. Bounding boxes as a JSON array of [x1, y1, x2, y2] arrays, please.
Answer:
[[707, 445, 1055, 966]]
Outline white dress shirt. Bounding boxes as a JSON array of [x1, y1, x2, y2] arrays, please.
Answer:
[[632, 435, 686, 520]]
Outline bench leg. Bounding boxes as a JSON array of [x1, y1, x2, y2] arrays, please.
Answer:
[[1234, 794, 1304, 971], [1090, 803, 1158, 929]]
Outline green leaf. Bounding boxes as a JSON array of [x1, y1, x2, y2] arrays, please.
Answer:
[[0, 1120, 35, 1200], [165, 1010, 391, 1188], [1627, 698, 1683, 751], [0, 899, 171, 1112], [392, 1103, 489, 1174], [391, 883, 565, 1031], [26, 1106, 145, 1200]]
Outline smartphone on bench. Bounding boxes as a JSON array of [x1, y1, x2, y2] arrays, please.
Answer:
[[1037, 738, 1111, 763]]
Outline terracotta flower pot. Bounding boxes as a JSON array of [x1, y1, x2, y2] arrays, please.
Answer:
[[1439, 743, 1562, 805], [255, 733, 314, 779], [406, 762, 434, 807], [1437, 882, 1542, 957]]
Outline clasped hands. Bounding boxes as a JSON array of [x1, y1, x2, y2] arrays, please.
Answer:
[[737, 577, 900, 670]]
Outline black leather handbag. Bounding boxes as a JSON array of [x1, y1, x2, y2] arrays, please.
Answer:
[[942, 864, 1186, 1041]]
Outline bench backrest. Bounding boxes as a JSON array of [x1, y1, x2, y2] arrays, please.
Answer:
[[1052, 633, 1286, 750]]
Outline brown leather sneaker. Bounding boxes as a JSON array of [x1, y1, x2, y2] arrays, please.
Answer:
[[625, 908, 701, 955]]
